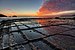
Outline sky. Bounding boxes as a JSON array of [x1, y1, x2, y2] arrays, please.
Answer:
[[0, 0, 75, 16], [0, 0, 43, 16]]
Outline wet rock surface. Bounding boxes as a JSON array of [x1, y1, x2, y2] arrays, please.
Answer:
[[0, 18, 75, 50]]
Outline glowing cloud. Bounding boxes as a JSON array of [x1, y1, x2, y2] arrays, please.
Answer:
[[38, 0, 75, 15], [44, 10, 75, 16]]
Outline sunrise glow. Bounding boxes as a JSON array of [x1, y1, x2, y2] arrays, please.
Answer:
[[0, 0, 75, 17]]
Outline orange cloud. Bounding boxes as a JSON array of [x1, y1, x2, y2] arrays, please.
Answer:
[[38, 0, 75, 16]]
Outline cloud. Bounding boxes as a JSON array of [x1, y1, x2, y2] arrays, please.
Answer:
[[4, 8, 12, 11], [38, 0, 75, 15]]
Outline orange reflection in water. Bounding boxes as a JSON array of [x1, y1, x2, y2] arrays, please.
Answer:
[[36, 19, 66, 34]]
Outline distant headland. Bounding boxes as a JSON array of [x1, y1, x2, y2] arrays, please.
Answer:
[[0, 14, 7, 17]]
